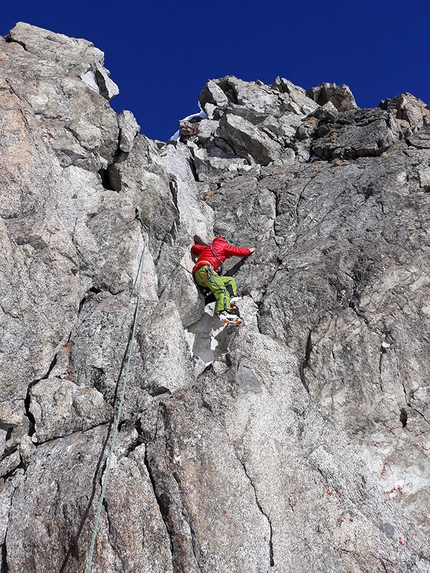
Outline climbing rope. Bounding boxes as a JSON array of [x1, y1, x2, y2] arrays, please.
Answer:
[[165, 251, 193, 275], [86, 214, 146, 573]]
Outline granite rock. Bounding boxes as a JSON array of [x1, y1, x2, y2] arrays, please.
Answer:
[[2, 23, 430, 573], [307, 81, 358, 112]]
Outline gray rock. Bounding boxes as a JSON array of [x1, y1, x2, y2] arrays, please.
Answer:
[[192, 145, 261, 183], [0, 472, 23, 546], [218, 113, 281, 165], [379, 92, 430, 132], [308, 100, 339, 122], [69, 291, 149, 420], [6, 428, 173, 573], [272, 76, 320, 115], [195, 118, 219, 144], [199, 79, 229, 111], [408, 124, 430, 149], [146, 389, 272, 572], [418, 168, 430, 188], [7, 22, 104, 68], [94, 65, 120, 100], [109, 134, 178, 250], [4, 418, 31, 459], [82, 67, 120, 101], [0, 73, 81, 427], [146, 331, 430, 571], [117, 110, 140, 152], [235, 357, 262, 393], [187, 306, 230, 366], [2, 22, 430, 573], [228, 76, 318, 122], [307, 81, 358, 111], [312, 108, 400, 159], [2, 22, 119, 171], [260, 113, 303, 143], [0, 430, 7, 460], [155, 142, 214, 325], [139, 300, 196, 395], [216, 76, 283, 120], [29, 377, 113, 443], [185, 77, 319, 174], [0, 450, 21, 477], [295, 117, 318, 140]]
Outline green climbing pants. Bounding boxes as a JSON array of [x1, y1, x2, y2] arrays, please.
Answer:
[[194, 265, 237, 313]]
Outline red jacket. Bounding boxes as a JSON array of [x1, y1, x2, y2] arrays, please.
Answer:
[[192, 237, 251, 273]]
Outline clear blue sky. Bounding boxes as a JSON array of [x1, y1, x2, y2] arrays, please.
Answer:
[[2, 0, 430, 141]]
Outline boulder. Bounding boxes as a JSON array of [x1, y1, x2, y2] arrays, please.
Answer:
[[117, 110, 140, 153], [407, 124, 430, 149], [312, 108, 400, 159], [379, 92, 430, 132], [306, 81, 358, 112], [217, 113, 281, 165], [199, 79, 229, 110]]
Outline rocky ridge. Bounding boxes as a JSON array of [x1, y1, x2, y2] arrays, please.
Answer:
[[1, 22, 430, 573]]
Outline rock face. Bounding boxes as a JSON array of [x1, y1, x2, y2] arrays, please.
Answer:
[[1, 22, 430, 573]]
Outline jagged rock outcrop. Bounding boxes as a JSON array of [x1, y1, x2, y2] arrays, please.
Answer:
[[379, 92, 430, 134], [1, 22, 430, 573], [306, 82, 358, 112]]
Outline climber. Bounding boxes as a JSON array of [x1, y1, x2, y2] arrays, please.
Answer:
[[191, 236, 255, 324]]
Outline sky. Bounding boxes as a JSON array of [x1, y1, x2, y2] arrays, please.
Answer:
[[2, 0, 430, 142]]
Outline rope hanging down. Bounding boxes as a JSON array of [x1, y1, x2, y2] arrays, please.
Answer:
[[86, 214, 146, 573]]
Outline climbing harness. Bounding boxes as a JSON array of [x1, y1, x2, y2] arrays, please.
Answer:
[[86, 214, 146, 573], [205, 264, 214, 284]]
